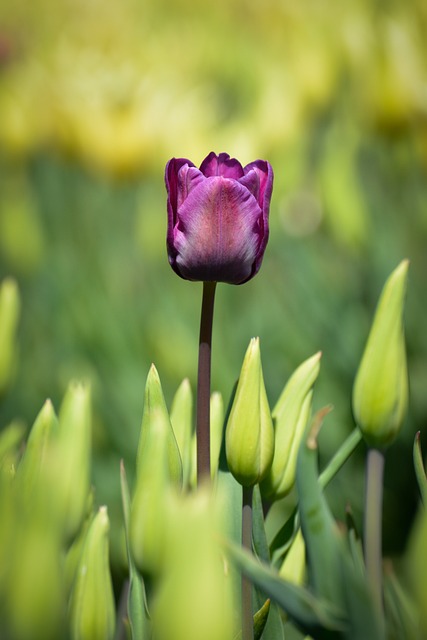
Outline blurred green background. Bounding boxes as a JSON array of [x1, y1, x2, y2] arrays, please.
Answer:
[[1, 0, 426, 574]]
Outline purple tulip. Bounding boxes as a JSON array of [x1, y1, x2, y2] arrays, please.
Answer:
[[165, 152, 273, 285]]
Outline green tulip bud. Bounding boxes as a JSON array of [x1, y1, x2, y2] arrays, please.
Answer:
[[17, 399, 58, 498], [54, 383, 92, 541], [170, 377, 193, 487], [210, 391, 224, 479], [130, 407, 174, 577], [137, 364, 182, 485], [69, 506, 116, 640], [6, 516, 65, 640], [0, 278, 20, 395], [225, 338, 274, 487], [352, 260, 409, 448], [151, 487, 235, 640], [278, 529, 306, 586], [130, 365, 182, 576], [261, 352, 321, 500]]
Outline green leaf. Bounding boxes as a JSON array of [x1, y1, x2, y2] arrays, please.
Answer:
[[269, 507, 298, 568], [413, 431, 427, 505], [296, 412, 346, 610], [233, 599, 272, 640], [297, 415, 383, 640], [384, 563, 419, 640], [120, 460, 150, 640], [227, 541, 346, 639]]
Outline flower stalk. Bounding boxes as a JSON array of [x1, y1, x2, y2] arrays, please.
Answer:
[[364, 447, 385, 617], [241, 485, 254, 640], [196, 281, 217, 481]]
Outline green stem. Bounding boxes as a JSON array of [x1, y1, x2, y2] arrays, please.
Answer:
[[364, 447, 385, 615], [319, 427, 362, 489], [196, 281, 217, 482], [242, 485, 254, 640]]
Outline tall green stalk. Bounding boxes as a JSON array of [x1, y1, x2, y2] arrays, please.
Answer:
[[364, 447, 385, 616], [196, 281, 217, 482], [242, 485, 254, 640]]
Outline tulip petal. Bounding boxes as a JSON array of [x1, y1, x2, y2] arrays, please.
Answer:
[[176, 165, 205, 209], [200, 152, 244, 179], [244, 160, 273, 272], [174, 176, 262, 283], [238, 169, 260, 201]]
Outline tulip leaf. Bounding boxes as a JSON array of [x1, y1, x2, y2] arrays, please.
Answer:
[[296, 412, 346, 610], [269, 507, 299, 568], [297, 414, 383, 640], [226, 540, 346, 639], [233, 598, 272, 640], [120, 460, 150, 640], [345, 508, 365, 579], [413, 431, 427, 505], [383, 564, 419, 640]]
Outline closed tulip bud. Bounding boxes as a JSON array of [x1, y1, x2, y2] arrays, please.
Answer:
[[130, 365, 182, 576], [352, 260, 409, 448], [151, 487, 235, 640], [210, 391, 224, 479], [166, 152, 273, 284], [130, 406, 174, 577], [7, 518, 65, 640], [137, 364, 182, 485], [69, 507, 116, 640], [225, 338, 274, 487], [0, 278, 20, 394], [279, 529, 306, 586], [261, 352, 321, 500], [17, 399, 58, 498], [170, 378, 193, 487], [54, 383, 92, 541]]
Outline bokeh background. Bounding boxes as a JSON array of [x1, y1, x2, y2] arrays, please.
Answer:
[[1, 0, 426, 575]]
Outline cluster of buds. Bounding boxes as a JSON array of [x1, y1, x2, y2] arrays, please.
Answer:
[[0, 374, 115, 640]]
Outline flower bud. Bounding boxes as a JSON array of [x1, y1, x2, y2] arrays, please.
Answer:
[[151, 487, 235, 640], [210, 391, 224, 479], [130, 365, 182, 576], [0, 278, 20, 395], [166, 152, 273, 284], [352, 260, 409, 448], [278, 529, 306, 586], [69, 506, 116, 640], [261, 352, 321, 500], [54, 382, 92, 541], [225, 338, 274, 487], [6, 515, 65, 640], [136, 364, 182, 485], [17, 399, 58, 499], [170, 377, 193, 487]]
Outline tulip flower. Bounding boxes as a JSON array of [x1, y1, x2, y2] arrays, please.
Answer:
[[225, 338, 274, 488], [165, 152, 273, 284], [352, 260, 409, 449]]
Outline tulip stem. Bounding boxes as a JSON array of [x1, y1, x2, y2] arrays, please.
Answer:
[[364, 447, 385, 617], [196, 281, 217, 482], [242, 485, 254, 640]]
